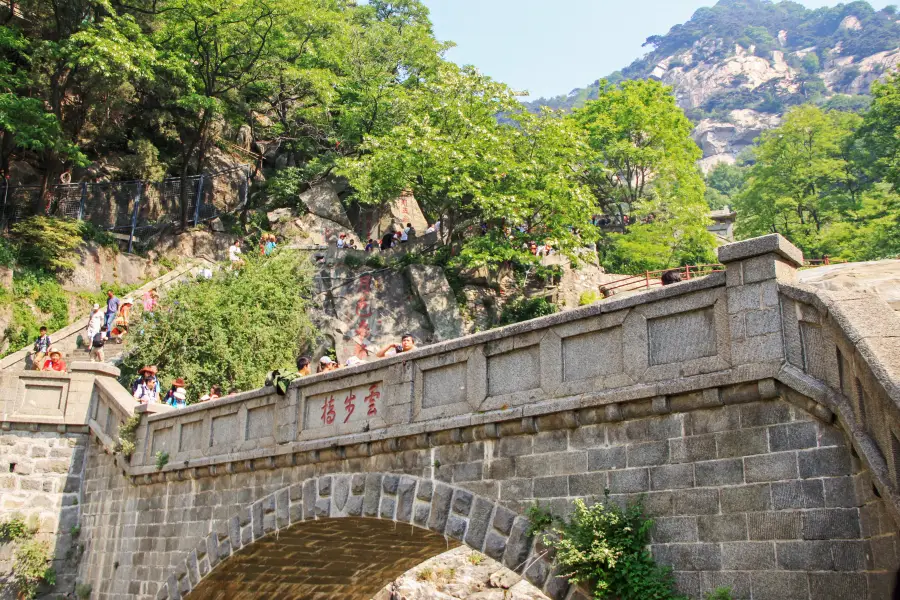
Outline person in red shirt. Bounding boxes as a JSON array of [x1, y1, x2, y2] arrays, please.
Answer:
[[41, 347, 67, 373]]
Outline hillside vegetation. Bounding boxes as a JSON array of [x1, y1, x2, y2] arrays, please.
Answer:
[[531, 0, 900, 116]]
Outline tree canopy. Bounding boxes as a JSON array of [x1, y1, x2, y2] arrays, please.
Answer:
[[120, 250, 317, 403]]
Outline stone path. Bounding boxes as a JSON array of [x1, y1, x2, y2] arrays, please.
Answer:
[[0, 258, 216, 371]]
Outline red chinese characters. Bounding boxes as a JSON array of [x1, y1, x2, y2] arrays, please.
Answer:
[[343, 391, 356, 423], [321, 396, 336, 425], [365, 384, 381, 417]]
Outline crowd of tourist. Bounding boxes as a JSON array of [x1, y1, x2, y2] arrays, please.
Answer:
[[337, 220, 443, 253], [28, 225, 428, 410]]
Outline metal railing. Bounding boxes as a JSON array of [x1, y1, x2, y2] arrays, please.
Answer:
[[601, 264, 725, 296], [0, 165, 251, 251]]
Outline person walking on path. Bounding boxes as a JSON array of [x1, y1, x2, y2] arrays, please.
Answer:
[[86, 303, 104, 351], [90, 325, 109, 362], [104, 290, 120, 332]]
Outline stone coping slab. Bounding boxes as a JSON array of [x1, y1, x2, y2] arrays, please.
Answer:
[[717, 233, 804, 267]]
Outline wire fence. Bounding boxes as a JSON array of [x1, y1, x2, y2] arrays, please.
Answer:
[[0, 165, 251, 250]]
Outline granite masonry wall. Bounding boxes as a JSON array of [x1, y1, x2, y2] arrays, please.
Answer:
[[2, 234, 900, 600]]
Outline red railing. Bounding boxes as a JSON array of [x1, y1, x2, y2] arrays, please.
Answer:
[[802, 257, 846, 268], [602, 264, 725, 295]]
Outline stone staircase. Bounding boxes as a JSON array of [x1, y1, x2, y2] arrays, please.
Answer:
[[0, 258, 215, 371]]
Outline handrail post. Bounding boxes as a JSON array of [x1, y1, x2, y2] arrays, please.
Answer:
[[242, 165, 249, 207], [193, 174, 205, 225], [128, 182, 142, 253], [77, 181, 87, 221]]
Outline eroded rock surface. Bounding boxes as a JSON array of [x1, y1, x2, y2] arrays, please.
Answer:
[[371, 547, 549, 600]]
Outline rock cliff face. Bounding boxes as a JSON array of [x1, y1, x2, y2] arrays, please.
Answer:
[[528, 2, 900, 170]]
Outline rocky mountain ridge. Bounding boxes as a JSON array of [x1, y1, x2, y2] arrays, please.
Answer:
[[527, 0, 900, 170]]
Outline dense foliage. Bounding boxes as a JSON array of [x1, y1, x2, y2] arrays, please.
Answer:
[[575, 80, 716, 273], [724, 76, 900, 260], [0, 515, 54, 600], [120, 250, 317, 403], [529, 497, 687, 600]]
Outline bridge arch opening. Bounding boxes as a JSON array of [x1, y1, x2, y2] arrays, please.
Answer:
[[160, 475, 565, 600], [187, 516, 457, 600]]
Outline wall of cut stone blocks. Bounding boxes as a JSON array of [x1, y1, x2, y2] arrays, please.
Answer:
[[0, 428, 88, 596], [76, 391, 899, 600]]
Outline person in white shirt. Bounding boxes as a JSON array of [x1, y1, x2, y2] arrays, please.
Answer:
[[337, 233, 346, 248], [400, 228, 409, 243], [228, 240, 243, 266]]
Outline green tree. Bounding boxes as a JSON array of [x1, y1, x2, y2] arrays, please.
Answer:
[[152, 0, 282, 227], [120, 251, 317, 403], [735, 105, 863, 255], [573, 79, 715, 273], [704, 162, 746, 210], [339, 64, 595, 269], [857, 72, 900, 190]]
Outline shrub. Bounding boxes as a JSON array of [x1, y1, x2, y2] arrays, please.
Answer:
[[498, 296, 556, 326], [116, 413, 142, 458], [10, 216, 84, 272], [154, 450, 169, 470], [706, 587, 733, 600], [75, 583, 93, 600], [0, 237, 15, 267], [119, 251, 318, 404], [11, 538, 55, 599], [365, 254, 386, 269], [343, 253, 364, 269], [0, 516, 35, 542], [531, 495, 687, 600], [79, 221, 119, 250], [579, 291, 601, 306]]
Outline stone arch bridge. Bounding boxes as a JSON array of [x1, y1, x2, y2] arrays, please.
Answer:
[[2, 234, 900, 600]]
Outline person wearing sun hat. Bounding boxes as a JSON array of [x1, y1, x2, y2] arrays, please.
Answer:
[[41, 347, 67, 373], [162, 377, 187, 406], [169, 387, 187, 409], [133, 365, 159, 404]]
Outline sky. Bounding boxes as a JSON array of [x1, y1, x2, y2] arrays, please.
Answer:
[[422, 0, 896, 100]]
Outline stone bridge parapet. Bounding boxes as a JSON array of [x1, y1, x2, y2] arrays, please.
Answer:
[[3, 234, 900, 600]]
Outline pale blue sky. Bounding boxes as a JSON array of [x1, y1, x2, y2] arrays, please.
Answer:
[[422, 0, 895, 100]]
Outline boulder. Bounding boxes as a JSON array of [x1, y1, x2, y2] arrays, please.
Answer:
[[236, 124, 253, 151], [209, 217, 225, 233], [156, 229, 234, 262], [277, 212, 361, 248], [267, 207, 293, 226], [406, 264, 464, 342], [353, 190, 429, 242], [299, 182, 353, 229], [61, 243, 160, 292]]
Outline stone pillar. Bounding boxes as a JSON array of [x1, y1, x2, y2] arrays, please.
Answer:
[[717, 234, 803, 368]]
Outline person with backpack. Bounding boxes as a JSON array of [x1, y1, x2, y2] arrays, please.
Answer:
[[31, 326, 51, 370], [132, 366, 160, 404], [162, 378, 187, 406], [90, 325, 109, 362]]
